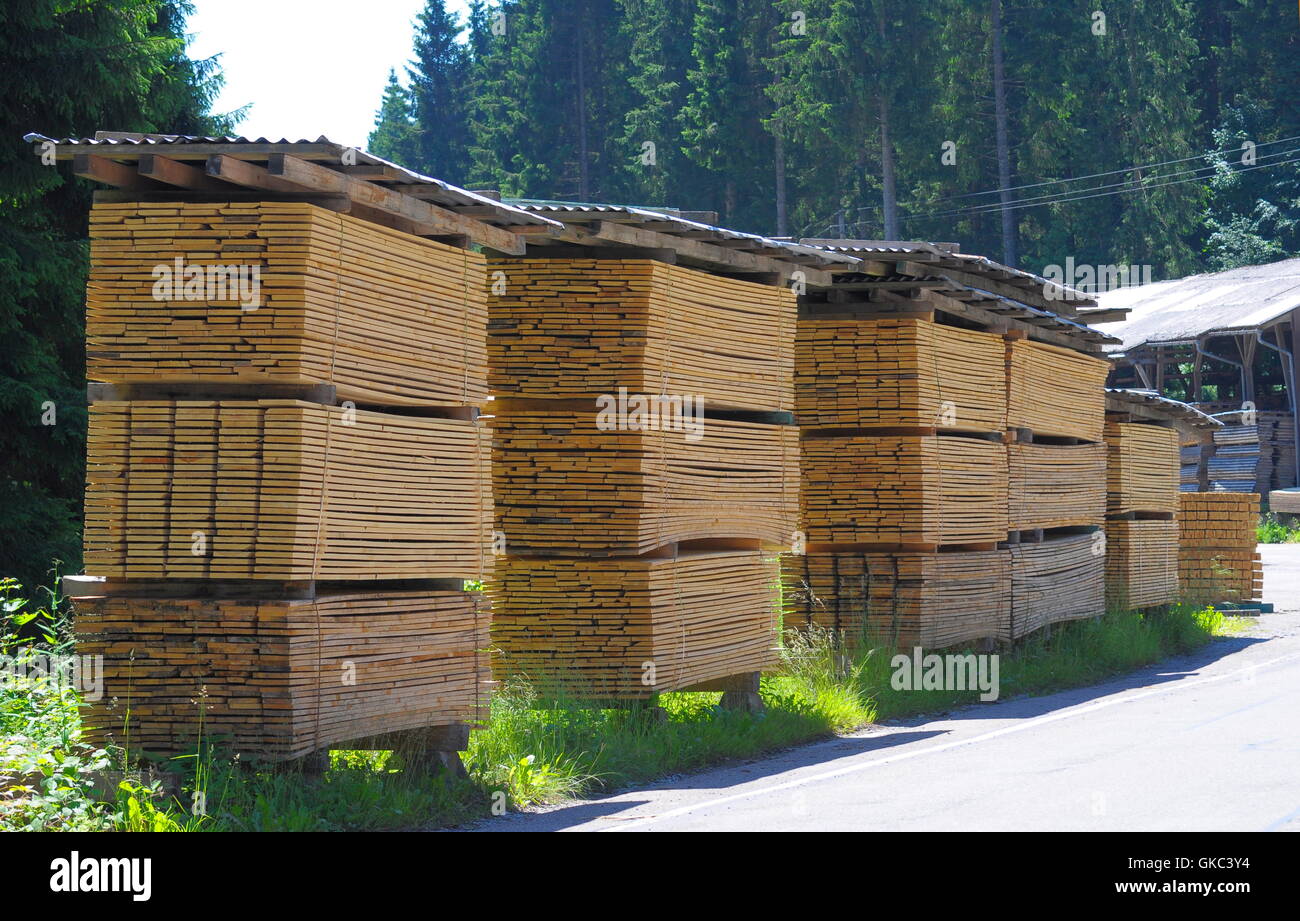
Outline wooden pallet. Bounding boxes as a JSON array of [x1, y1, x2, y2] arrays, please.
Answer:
[[1008, 442, 1106, 530], [782, 548, 1012, 648], [801, 434, 1009, 545], [489, 550, 780, 698], [1104, 518, 1180, 609], [492, 407, 798, 556], [794, 316, 1006, 433], [84, 400, 491, 581], [1006, 338, 1108, 442], [71, 588, 490, 760], [87, 202, 488, 407], [486, 258, 795, 412], [1105, 422, 1180, 515], [1008, 532, 1105, 639]]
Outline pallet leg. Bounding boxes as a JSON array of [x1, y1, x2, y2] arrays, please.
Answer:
[[715, 672, 765, 714], [395, 725, 472, 780], [299, 749, 331, 776]]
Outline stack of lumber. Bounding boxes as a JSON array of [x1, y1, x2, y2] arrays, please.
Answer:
[[1178, 492, 1263, 603], [487, 259, 794, 696], [1104, 519, 1180, 609], [1180, 443, 1204, 492], [1271, 487, 1300, 516], [1008, 533, 1105, 638], [1258, 412, 1297, 491], [1008, 442, 1106, 529], [87, 202, 487, 406], [490, 551, 779, 697], [493, 406, 798, 555], [76, 187, 496, 762], [73, 588, 489, 759], [486, 258, 795, 412], [1209, 420, 1261, 492], [1006, 339, 1108, 441], [1104, 422, 1180, 515], [84, 400, 491, 581], [801, 434, 1008, 545], [795, 316, 1006, 432], [782, 549, 1012, 647]]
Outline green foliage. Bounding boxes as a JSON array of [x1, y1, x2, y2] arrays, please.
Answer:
[[1257, 514, 1300, 544]]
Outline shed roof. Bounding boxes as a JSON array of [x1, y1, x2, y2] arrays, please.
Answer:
[[1094, 256, 1300, 354]]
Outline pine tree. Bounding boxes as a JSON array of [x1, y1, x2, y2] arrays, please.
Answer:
[[408, 0, 472, 180], [368, 69, 420, 167]]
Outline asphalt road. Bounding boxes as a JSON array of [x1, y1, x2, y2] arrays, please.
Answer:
[[475, 543, 1300, 832]]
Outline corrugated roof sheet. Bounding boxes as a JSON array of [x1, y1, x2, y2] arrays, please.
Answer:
[[1094, 256, 1300, 353], [512, 201, 861, 268], [1105, 388, 1222, 429], [23, 132, 560, 229]]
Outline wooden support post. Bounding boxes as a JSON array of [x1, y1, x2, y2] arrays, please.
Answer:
[[682, 671, 764, 713]]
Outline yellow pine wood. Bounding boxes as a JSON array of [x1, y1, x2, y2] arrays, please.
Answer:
[[796, 317, 1007, 432], [488, 550, 779, 698], [84, 400, 492, 581], [486, 258, 795, 412], [492, 408, 799, 555], [782, 548, 1012, 648], [1006, 339, 1109, 441], [1104, 422, 1180, 515], [1008, 533, 1105, 638], [1104, 518, 1180, 609], [1008, 443, 1106, 530], [87, 201, 488, 406], [73, 590, 489, 760], [801, 434, 1009, 545]]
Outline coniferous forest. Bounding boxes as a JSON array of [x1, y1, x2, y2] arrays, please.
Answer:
[[2, 0, 1299, 589]]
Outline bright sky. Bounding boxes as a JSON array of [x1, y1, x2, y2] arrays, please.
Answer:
[[188, 0, 472, 150]]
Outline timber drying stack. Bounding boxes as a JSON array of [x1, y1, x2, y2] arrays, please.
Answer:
[[486, 258, 795, 698], [785, 312, 1014, 648], [1178, 492, 1263, 605], [1102, 419, 1181, 610], [68, 187, 495, 763], [1004, 336, 1109, 638]]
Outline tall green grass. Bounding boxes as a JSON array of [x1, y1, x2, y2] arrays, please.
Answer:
[[1257, 513, 1300, 544], [0, 574, 1232, 832]]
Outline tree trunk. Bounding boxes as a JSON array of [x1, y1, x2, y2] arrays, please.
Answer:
[[576, 30, 590, 200], [991, 0, 1018, 266], [774, 126, 788, 236], [876, 12, 899, 240]]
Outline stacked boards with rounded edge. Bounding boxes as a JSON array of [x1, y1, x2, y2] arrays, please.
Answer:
[[1101, 419, 1182, 611], [486, 258, 796, 698], [789, 312, 1014, 649], [87, 201, 488, 406], [75, 198, 494, 763], [1178, 492, 1263, 604], [1003, 336, 1110, 637], [783, 548, 1012, 648], [73, 587, 490, 760]]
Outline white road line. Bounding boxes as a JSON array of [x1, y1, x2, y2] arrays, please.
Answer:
[[605, 648, 1300, 832]]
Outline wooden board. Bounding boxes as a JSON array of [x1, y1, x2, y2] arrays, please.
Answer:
[[1178, 492, 1258, 550], [795, 316, 1006, 433], [1009, 442, 1106, 530], [1104, 422, 1180, 515], [1104, 518, 1179, 610], [72, 589, 490, 760], [493, 408, 798, 555], [486, 259, 795, 412], [1008, 532, 1105, 639], [84, 400, 491, 581], [801, 434, 1009, 545], [1006, 339, 1108, 441], [87, 202, 487, 406], [1178, 491, 1262, 603], [1271, 487, 1300, 515], [782, 548, 1012, 648], [489, 550, 779, 698]]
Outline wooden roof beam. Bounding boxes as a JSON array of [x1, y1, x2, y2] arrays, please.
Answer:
[[137, 154, 229, 191], [265, 154, 526, 254]]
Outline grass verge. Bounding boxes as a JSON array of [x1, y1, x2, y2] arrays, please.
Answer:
[[1, 582, 1235, 831]]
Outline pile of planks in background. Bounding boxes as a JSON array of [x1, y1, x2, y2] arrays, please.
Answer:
[[486, 258, 794, 699], [1178, 492, 1263, 604], [71, 199, 493, 763], [787, 317, 1111, 647], [1102, 419, 1182, 610]]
